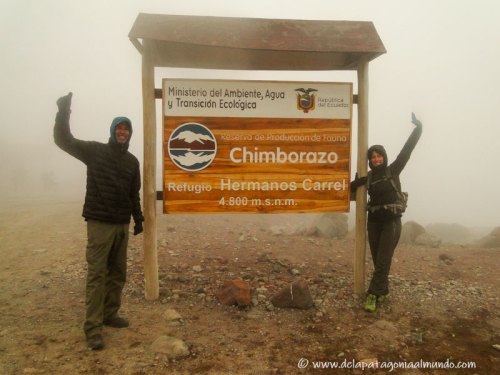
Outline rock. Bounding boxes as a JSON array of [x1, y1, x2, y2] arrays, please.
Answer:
[[477, 227, 500, 248], [371, 320, 398, 332], [257, 294, 267, 302], [309, 213, 348, 239], [284, 223, 308, 236], [257, 253, 271, 262], [271, 280, 314, 309], [269, 226, 284, 236], [251, 298, 259, 307], [150, 336, 190, 358], [493, 344, 500, 351], [23, 369, 45, 374], [415, 233, 442, 248], [163, 309, 183, 326], [238, 235, 246, 242], [400, 221, 426, 245], [289, 268, 300, 276], [192, 265, 203, 273], [178, 275, 191, 283], [160, 288, 173, 297], [216, 280, 251, 307], [439, 254, 454, 262]]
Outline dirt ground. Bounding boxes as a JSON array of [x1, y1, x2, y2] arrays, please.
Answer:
[[0, 199, 499, 374]]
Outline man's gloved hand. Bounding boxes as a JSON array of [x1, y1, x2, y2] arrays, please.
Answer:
[[57, 92, 73, 115], [411, 112, 422, 127], [134, 221, 143, 236], [350, 173, 367, 191]]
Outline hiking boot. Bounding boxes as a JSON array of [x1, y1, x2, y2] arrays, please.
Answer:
[[365, 294, 377, 313], [103, 317, 129, 328], [377, 294, 389, 303], [87, 334, 104, 350]]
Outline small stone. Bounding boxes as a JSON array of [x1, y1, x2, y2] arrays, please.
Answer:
[[289, 269, 300, 276], [163, 309, 183, 326], [150, 336, 190, 358], [493, 344, 500, 351], [216, 280, 251, 307], [257, 294, 267, 302], [269, 226, 283, 236], [271, 280, 314, 310], [266, 304, 275, 311], [192, 266, 203, 273], [178, 275, 191, 283], [251, 298, 259, 307]]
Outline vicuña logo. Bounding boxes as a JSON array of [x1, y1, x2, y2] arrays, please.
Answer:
[[168, 123, 217, 172]]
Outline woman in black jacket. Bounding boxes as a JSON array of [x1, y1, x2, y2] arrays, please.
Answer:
[[351, 113, 422, 312]]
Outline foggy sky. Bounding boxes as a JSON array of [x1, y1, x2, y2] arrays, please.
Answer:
[[1, 0, 499, 228]]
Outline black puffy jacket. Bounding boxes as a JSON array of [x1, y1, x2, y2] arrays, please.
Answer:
[[54, 113, 144, 224]]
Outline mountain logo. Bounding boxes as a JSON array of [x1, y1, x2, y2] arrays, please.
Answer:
[[168, 123, 217, 172]]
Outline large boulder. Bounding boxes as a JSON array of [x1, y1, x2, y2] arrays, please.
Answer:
[[415, 233, 442, 248], [425, 222, 471, 242], [308, 213, 348, 239], [400, 221, 426, 245], [477, 227, 500, 248]]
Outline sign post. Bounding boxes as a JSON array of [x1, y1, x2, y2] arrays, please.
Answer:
[[163, 79, 353, 214]]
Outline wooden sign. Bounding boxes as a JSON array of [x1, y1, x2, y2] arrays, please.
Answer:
[[163, 79, 353, 214]]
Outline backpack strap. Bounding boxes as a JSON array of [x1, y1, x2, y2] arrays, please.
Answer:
[[385, 167, 401, 194], [367, 170, 372, 190]]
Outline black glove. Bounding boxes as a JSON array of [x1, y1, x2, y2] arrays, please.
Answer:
[[57, 92, 73, 115], [411, 112, 422, 128], [134, 221, 143, 236], [350, 173, 367, 192]]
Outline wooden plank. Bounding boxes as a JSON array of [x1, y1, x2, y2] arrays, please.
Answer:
[[142, 45, 159, 300], [129, 14, 386, 54], [163, 115, 352, 214], [354, 59, 369, 297]]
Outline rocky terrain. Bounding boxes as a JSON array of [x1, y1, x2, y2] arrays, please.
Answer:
[[0, 200, 499, 374]]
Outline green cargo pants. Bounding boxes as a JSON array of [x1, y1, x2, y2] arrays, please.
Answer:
[[84, 220, 129, 338]]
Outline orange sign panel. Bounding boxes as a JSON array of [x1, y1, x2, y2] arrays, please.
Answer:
[[163, 79, 353, 214]]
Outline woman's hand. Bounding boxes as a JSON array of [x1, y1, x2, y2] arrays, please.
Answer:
[[411, 112, 422, 127]]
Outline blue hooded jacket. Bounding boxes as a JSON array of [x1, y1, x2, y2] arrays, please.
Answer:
[[110, 116, 133, 146]]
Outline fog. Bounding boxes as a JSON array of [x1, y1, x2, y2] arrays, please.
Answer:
[[1, 0, 499, 229]]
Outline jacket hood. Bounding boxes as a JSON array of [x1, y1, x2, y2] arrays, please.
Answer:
[[367, 144, 388, 170], [110, 117, 132, 145]]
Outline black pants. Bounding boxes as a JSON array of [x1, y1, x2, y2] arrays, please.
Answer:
[[367, 218, 402, 297]]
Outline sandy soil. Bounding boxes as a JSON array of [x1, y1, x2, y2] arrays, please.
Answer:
[[0, 200, 499, 374]]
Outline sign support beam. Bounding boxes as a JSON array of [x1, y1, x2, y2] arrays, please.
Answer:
[[354, 59, 369, 297], [141, 45, 159, 300]]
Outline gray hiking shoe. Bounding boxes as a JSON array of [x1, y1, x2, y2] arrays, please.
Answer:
[[103, 317, 129, 328], [87, 334, 104, 350]]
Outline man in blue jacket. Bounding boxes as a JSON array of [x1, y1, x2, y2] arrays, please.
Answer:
[[54, 92, 144, 350]]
